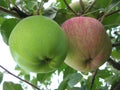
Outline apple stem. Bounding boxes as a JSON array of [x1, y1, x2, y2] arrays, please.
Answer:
[[90, 69, 98, 90], [0, 65, 41, 90]]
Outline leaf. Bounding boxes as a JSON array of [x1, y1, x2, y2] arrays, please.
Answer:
[[112, 49, 120, 59], [3, 81, 23, 90], [24, 0, 37, 12], [24, 74, 30, 81], [43, 7, 57, 19], [71, 87, 81, 90], [103, 12, 120, 29], [65, 73, 82, 88], [1, 18, 19, 45], [31, 77, 38, 88], [63, 66, 76, 79], [37, 72, 53, 84], [58, 79, 68, 90], [0, 17, 5, 26], [56, 0, 71, 9], [0, 0, 8, 8], [10, 0, 16, 5], [96, 69, 113, 79], [94, 0, 111, 9], [0, 72, 3, 84]]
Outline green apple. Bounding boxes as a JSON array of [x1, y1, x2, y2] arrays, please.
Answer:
[[9, 15, 68, 73], [62, 16, 112, 72]]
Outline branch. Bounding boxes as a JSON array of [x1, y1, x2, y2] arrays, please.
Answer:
[[107, 58, 120, 70], [105, 8, 120, 17], [99, 1, 120, 22], [79, 0, 85, 14], [90, 69, 98, 90], [112, 42, 120, 47], [10, 6, 31, 18], [0, 6, 20, 18], [0, 65, 41, 90], [63, 0, 78, 16], [37, 0, 44, 15]]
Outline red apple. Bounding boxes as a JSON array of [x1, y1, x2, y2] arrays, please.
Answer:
[[62, 16, 112, 72]]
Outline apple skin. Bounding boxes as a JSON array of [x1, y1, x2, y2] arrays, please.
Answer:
[[9, 15, 68, 73], [62, 16, 112, 72]]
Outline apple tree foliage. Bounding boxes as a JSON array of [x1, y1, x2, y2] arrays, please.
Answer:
[[0, 0, 120, 90]]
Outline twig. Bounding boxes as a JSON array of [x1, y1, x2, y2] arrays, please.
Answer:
[[79, 0, 85, 14], [100, 1, 120, 22], [107, 58, 120, 70], [112, 42, 120, 47], [37, 0, 44, 15], [105, 8, 120, 17], [63, 0, 78, 16], [0, 65, 40, 90], [90, 69, 98, 90], [0, 6, 20, 18]]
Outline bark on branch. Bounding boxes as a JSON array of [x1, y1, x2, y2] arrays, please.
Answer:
[[107, 58, 120, 70], [0, 65, 40, 90]]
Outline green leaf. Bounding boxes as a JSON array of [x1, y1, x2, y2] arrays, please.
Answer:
[[63, 66, 76, 79], [37, 72, 53, 84], [58, 79, 68, 90], [71, 87, 81, 90], [24, 0, 37, 12], [31, 77, 38, 87], [0, 0, 8, 8], [0, 72, 3, 84], [24, 74, 30, 81], [65, 73, 82, 88], [103, 12, 120, 29], [3, 81, 23, 90], [94, 0, 111, 9], [43, 7, 57, 19], [57, 0, 71, 9], [96, 69, 113, 79], [10, 0, 16, 5], [0, 17, 5, 26], [1, 18, 19, 45], [111, 49, 120, 59]]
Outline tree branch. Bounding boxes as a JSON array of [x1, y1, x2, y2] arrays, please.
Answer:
[[112, 42, 120, 47], [0, 65, 41, 90], [90, 69, 98, 90], [107, 58, 120, 70], [63, 0, 78, 16], [0, 6, 20, 18], [105, 8, 120, 17], [79, 0, 85, 14]]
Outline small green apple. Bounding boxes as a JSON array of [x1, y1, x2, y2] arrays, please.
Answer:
[[9, 15, 68, 73], [62, 16, 112, 72]]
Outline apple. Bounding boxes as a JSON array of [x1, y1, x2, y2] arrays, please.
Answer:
[[62, 16, 112, 72], [9, 15, 68, 73]]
